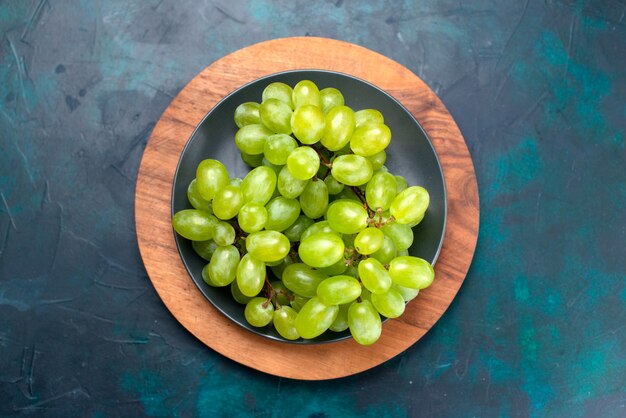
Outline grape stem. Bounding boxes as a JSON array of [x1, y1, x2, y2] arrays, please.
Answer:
[[311, 144, 333, 168], [263, 276, 276, 308]]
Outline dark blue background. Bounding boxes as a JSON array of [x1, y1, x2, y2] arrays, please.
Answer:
[[1, 1, 625, 416]]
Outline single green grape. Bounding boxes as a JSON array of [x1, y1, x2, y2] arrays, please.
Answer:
[[234, 124, 273, 155], [371, 288, 406, 318], [192, 239, 218, 261], [319, 87, 344, 114], [207, 245, 240, 287], [370, 235, 397, 264], [231, 281, 253, 304], [234, 102, 261, 128], [295, 297, 339, 339], [292, 80, 320, 108], [358, 257, 392, 294], [277, 165, 309, 199], [350, 122, 391, 157], [187, 179, 212, 212], [354, 109, 384, 128], [260, 98, 293, 135], [392, 283, 420, 302], [366, 171, 397, 211], [329, 303, 350, 332], [212, 184, 244, 220], [324, 174, 344, 195], [388, 256, 435, 289], [287, 146, 320, 180], [245, 230, 290, 262], [196, 159, 229, 201], [241, 166, 277, 205], [264, 196, 301, 232], [273, 306, 300, 340], [201, 263, 219, 287], [320, 105, 355, 151], [394, 175, 408, 193], [326, 200, 369, 234], [291, 105, 325, 144], [264, 133, 297, 165], [236, 253, 266, 297], [354, 227, 385, 255], [381, 222, 414, 251], [298, 232, 345, 268], [330, 154, 373, 186], [366, 150, 387, 171], [318, 257, 348, 276], [244, 297, 274, 327], [317, 275, 362, 305], [283, 215, 315, 242], [172, 209, 216, 241], [389, 186, 430, 225], [212, 221, 236, 246], [281, 263, 328, 298], [262, 82, 294, 108], [237, 202, 268, 233], [348, 300, 382, 346], [300, 220, 341, 241], [299, 179, 329, 219]]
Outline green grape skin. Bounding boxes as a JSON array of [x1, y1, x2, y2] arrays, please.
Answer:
[[358, 257, 392, 294], [201, 263, 219, 287], [290, 294, 310, 312], [212, 185, 244, 220], [299, 179, 329, 219], [317, 275, 362, 306], [245, 230, 291, 262], [326, 200, 369, 234], [354, 109, 384, 128], [319, 87, 344, 114], [342, 233, 356, 249], [262, 82, 294, 108], [234, 102, 261, 128], [192, 239, 219, 261], [329, 303, 350, 332], [300, 220, 341, 241], [196, 159, 229, 201], [264, 133, 298, 165], [260, 98, 293, 134], [291, 105, 326, 144], [394, 175, 408, 193], [348, 300, 382, 346], [270, 280, 292, 306], [295, 297, 339, 339], [236, 253, 266, 297], [283, 215, 315, 242], [212, 221, 236, 246], [234, 124, 274, 155], [350, 122, 392, 157], [231, 281, 253, 304], [230, 177, 243, 187], [277, 165, 309, 199], [237, 202, 268, 233], [366, 171, 397, 211], [292, 80, 321, 108], [298, 232, 345, 268], [392, 283, 420, 302], [273, 306, 300, 340], [330, 154, 373, 186], [371, 288, 406, 318], [281, 263, 328, 298], [172, 209, 216, 241], [343, 264, 359, 279], [388, 256, 435, 289], [244, 297, 274, 327], [241, 166, 277, 205], [359, 287, 372, 302], [268, 255, 295, 280], [396, 249, 409, 257], [320, 105, 355, 151], [318, 257, 348, 276], [261, 157, 283, 177], [287, 146, 320, 180], [381, 222, 414, 251], [241, 152, 264, 167], [367, 150, 387, 171], [187, 179, 212, 212], [207, 245, 240, 287], [354, 227, 385, 255], [370, 235, 397, 264], [324, 175, 344, 195], [333, 186, 361, 202], [264, 196, 301, 232], [390, 186, 430, 225]]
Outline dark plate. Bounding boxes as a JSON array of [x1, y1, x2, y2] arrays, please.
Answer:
[[172, 70, 447, 344]]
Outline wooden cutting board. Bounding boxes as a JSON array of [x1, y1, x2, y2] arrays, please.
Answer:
[[135, 37, 479, 380]]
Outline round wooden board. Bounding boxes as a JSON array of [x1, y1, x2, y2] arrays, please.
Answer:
[[135, 37, 479, 380]]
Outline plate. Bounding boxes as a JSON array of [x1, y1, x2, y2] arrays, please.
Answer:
[[171, 69, 447, 344]]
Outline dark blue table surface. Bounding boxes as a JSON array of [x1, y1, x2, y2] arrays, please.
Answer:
[[1, 1, 625, 417]]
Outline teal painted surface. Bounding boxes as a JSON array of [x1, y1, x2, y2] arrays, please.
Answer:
[[1, 0, 625, 416]]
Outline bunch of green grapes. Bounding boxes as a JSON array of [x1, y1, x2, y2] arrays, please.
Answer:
[[172, 80, 434, 345]]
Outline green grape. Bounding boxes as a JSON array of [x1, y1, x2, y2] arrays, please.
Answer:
[[212, 185, 244, 220], [320, 105, 355, 151], [354, 109, 384, 128], [187, 179, 212, 212], [236, 253, 266, 297], [370, 235, 397, 264], [367, 150, 387, 171], [394, 175, 408, 193], [392, 283, 420, 302], [354, 227, 385, 255], [270, 280, 291, 306], [196, 159, 229, 201], [207, 245, 240, 287], [269, 255, 295, 279], [358, 258, 392, 294], [260, 98, 293, 134], [350, 122, 391, 157], [299, 179, 329, 219], [277, 165, 309, 199], [172, 209, 216, 241], [192, 239, 218, 261], [366, 171, 397, 211], [330, 154, 373, 186], [291, 105, 325, 144], [287, 146, 320, 180], [390, 186, 430, 225], [261, 157, 283, 177], [318, 257, 348, 276], [292, 80, 320, 108], [324, 175, 344, 195], [234, 124, 273, 155], [230, 178, 242, 187], [281, 263, 327, 298], [290, 294, 310, 312], [348, 300, 382, 346], [333, 186, 360, 202], [298, 232, 345, 268], [237, 202, 268, 233], [319, 87, 345, 114], [300, 220, 341, 241], [262, 82, 294, 108], [245, 230, 291, 262], [329, 303, 350, 332], [396, 249, 409, 256], [234, 102, 261, 128], [273, 306, 300, 340], [326, 200, 369, 234], [283, 215, 315, 242], [388, 256, 435, 289], [212, 221, 236, 246], [231, 281, 253, 304], [264, 196, 301, 232], [241, 166, 277, 205], [241, 152, 264, 167], [244, 297, 274, 327], [371, 288, 405, 318], [264, 133, 297, 165], [295, 297, 339, 339], [201, 263, 219, 286], [381, 222, 414, 251], [317, 275, 362, 305]]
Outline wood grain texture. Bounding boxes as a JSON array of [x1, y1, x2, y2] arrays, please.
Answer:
[[135, 37, 479, 380]]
